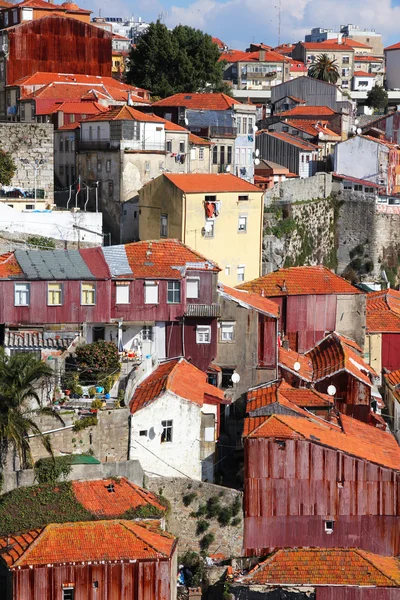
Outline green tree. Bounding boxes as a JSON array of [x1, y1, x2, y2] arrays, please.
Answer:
[[127, 21, 229, 98], [308, 54, 340, 84], [75, 340, 120, 386], [0, 150, 16, 186], [366, 85, 388, 113], [0, 351, 63, 469]]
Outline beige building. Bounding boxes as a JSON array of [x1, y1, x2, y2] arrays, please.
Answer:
[[292, 42, 355, 89], [136, 173, 264, 286], [189, 133, 212, 173]]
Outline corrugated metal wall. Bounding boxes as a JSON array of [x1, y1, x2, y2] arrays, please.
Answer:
[[382, 333, 400, 372], [316, 587, 399, 599]]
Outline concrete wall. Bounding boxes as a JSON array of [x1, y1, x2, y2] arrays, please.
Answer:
[[385, 48, 400, 90], [334, 136, 385, 186], [0, 204, 102, 244], [147, 477, 243, 557], [264, 173, 333, 205], [0, 123, 54, 202], [335, 294, 366, 349]]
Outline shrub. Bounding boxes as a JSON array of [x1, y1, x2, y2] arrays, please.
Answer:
[[196, 519, 209, 535], [75, 341, 120, 385], [178, 551, 206, 587], [34, 456, 72, 484], [206, 496, 221, 518], [231, 496, 241, 517], [182, 492, 197, 507], [199, 532, 215, 552], [217, 506, 232, 527], [91, 399, 103, 410], [26, 235, 56, 250], [231, 517, 241, 527], [72, 416, 98, 432], [196, 503, 207, 516]]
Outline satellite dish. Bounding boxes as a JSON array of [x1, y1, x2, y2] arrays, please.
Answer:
[[255, 148, 260, 157], [253, 125, 258, 132], [231, 372, 241, 384], [351, 125, 357, 133], [153, 423, 164, 436], [354, 118, 359, 125], [356, 127, 362, 135], [225, 165, 231, 172], [293, 361, 301, 372], [327, 385, 337, 397], [254, 158, 260, 166], [318, 131, 324, 139]]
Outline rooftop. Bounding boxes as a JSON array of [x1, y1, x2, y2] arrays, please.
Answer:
[[0, 520, 175, 568], [237, 265, 359, 297], [163, 173, 261, 193], [218, 283, 279, 318], [278, 346, 314, 382], [332, 173, 382, 188], [258, 130, 319, 151], [241, 548, 400, 587], [301, 41, 355, 51], [285, 119, 340, 138], [276, 105, 337, 117], [353, 70, 376, 77], [153, 92, 239, 110], [220, 49, 289, 63], [130, 358, 225, 414], [385, 42, 400, 51], [189, 132, 212, 146], [12, 0, 91, 13], [367, 288, 400, 333], [385, 369, 400, 388], [81, 105, 164, 123], [247, 379, 333, 414], [244, 412, 400, 471]]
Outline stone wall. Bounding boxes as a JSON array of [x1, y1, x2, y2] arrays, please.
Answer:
[[0, 123, 54, 202], [147, 477, 243, 557], [264, 173, 332, 205]]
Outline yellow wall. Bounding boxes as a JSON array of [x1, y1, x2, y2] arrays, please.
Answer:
[[139, 177, 264, 286], [365, 332, 382, 376]]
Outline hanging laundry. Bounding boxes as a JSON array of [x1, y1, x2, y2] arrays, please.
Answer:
[[180, 154, 186, 164], [215, 200, 222, 216], [175, 154, 181, 163], [205, 202, 215, 218]]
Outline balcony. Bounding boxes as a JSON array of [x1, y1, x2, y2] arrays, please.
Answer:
[[78, 140, 120, 152], [78, 140, 166, 152], [0, 188, 46, 199], [209, 126, 237, 138]]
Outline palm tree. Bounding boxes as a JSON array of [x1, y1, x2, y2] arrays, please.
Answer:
[[0, 350, 64, 469], [308, 54, 340, 84]]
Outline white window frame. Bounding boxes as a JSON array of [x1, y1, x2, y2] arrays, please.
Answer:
[[161, 419, 173, 443], [186, 277, 199, 299], [81, 282, 96, 306], [237, 265, 245, 283], [196, 325, 211, 344], [14, 282, 30, 306], [167, 280, 181, 304], [220, 321, 235, 342], [47, 282, 63, 306], [238, 215, 247, 232], [144, 281, 159, 304], [116, 282, 130, 304]]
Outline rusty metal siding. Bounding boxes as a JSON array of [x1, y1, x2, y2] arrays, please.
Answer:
[[382, 333, 400, 371], [244, 438, 400, 556], [258, 314, 276, 368], [166, 318, 217, 371], [7, 16, 111, 85], [12, 559, 173, 600], [315, 373, 371, 422], [285, 295, 337, 352], [316, 588, 400, 600]]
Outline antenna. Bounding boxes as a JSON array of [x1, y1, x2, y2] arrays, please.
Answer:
[[277, 0, 281, 46]]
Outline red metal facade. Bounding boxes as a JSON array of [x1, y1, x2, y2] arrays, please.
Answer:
[[258, 314, 277, 368], [6, 16, 112, 85], [315, 372, 371, 421], [166, 318, 217, 372], [316, 588, 400, 599], [11, 558, 173, 600], [382, 333, 400, 372], [244, 438, 400, 556]]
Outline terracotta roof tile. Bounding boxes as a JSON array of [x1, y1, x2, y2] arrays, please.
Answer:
[[237, 265, 359, 296], [163, 173, 261, 193], [0, 520, 175, 567], [301, 42, 355, 52], [385, 42, 400, 51], [353, 70, 376, 77], [278, 347, 314, 381], [246, 380, 330, 416], [120, 239, 220, 279], [318, 37, 373, 49], [355, 55, 384, 61], [130, 358, 225, 414], [277, 105, 337, 117], [189, 133, 212, 146], [367, 289, 400, 332], [258, 131, 319, 151], [43, 101, 108, 115], [0, 252, 23, 278], [218, 283, 279, 318], [82, 105, 164, 123], [220, 50, 289, 63], [242, 548, 400, 586], [72, 478, 166, 516], [385, 369, 400, 387], [245, 412, 400, 470], [153, 92, 240, 110], [332, 173, 382, 188], [285, 119, 340, 138], [289, 61, 308, 72]]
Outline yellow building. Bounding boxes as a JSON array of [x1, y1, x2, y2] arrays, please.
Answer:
[[138, 173, 264, 286]]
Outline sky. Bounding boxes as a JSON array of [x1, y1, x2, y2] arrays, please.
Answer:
[[80, 0, 400, 50]]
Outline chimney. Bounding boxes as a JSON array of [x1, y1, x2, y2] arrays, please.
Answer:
[[338, 33, 343, 44], [282, 338, 289, 350], [259, 49, 266, 61]]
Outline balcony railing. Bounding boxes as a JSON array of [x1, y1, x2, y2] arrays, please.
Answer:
[[78, 140, 166, 152], [78, 140, 120, 151], [0, 188, 46, 199], [209, 126, 237, 138]]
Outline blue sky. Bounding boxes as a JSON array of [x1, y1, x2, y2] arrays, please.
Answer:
[[81, 0, 400, 49]]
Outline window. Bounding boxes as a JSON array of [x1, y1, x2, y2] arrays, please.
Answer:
[[199, 147, 204, 160], [306, 155, 310, 163], [80, 282, 96, 305], [144, 282, 158, 304], [145, 161, 150, 172], [204, 219, 214, 238], [63, 589, 75, 600], [59, 165, 64, 175], [106, 159, 111, 173], [342, 56, 350, 64], [282, 126, 289, 132], [161, 420, 173, 443], [167, 280, 181, 303], [227, 146, 232, 164], [238, 215, 247, 232], [212, 146, 218, 164], [237, 265, 245, 282], [186, 278, 199, 299], [238, 195, 248, 201], [59, 138, 64, 152], [116, 282, 130, 304], [71, 139, 75, 152], [159, 161, 164, 171], [65, 138, 69, 152], [225, 265, 230, 276], [221, 321, 234, 342], [25, 204, 34, 210], [160, 213, 168, 237], [97, 160, 102, 173], [108, 181, 113, 197], [242, 117, 247, 134], [179, 140, 185, 153], [48, 282, 63, 305], [4, 12, 8, 26], [248, 118, 253, 134], [190, 147, 196, 160], [324, 520, 334, 534], [166, 140, 172, 152], [196, 325, 211, 344], [97, 125, 101, 140], [20, 103, 25, 120], [142, 325, 154, 341], [236, 116, 241, 135], [14, 283, 30, 306], [221, 368, 234, 388], [220, 146, 225, 165], [354, 184, 362, 192], [139, 430, 148, 436], [89, 126, 93, 140]]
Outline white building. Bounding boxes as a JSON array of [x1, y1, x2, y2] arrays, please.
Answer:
[[352, 70, 376, 91], [384, 42, 400, 90], [128, 358, 226, 481]]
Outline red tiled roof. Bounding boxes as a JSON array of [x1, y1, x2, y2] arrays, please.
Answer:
[[285, 119, 340, 138], [220, 50, 289, 63], [153, 92, 239, 110], [242, 548, 400, 586], [0, 521, 175, 567], [130, 358, 225, 414], [355, 55, 384, 61], [278, 346, 314, 382], [385, 42, 400, 51], [301, 42, 355, 52], [219, 283, 279, 318], [332, 173, 382, 189], [42, 101, 108, 116], [0, 0, 13, 6], [289, 61, 308, 72], [72, 478, 166, 516], [244, 413, 400, 470], [147, 114, 188, 132], [163, 173, 261, 193], [247, 379, 332, 414], [0, 252, 23, 278], [79, 247, 111, 279], [367, 289, 400, 333], [212, 37, 225, 49], [238, 265, 359, 297], [58, 122, 80, 130], [81, 105, 164, 123], [122, 239, 220, 279], [353, 70, 376, 77], [277, 105, 337, 117], [14, 0, 91, 12], [385, 369, 400, 388], [189, 133, 212, 146], [317, 37, 373, 49], [258, 131, 318, 151], [273, 43, 294, 55]]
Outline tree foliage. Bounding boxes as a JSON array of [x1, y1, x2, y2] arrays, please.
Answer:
[[366, 85, 388, 112], [0, 350, 63, 469], [0, 150, 16, 186], [75, 340, 120, 385], [127, 21, 229, 98], [308, 54, 340, 84]]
